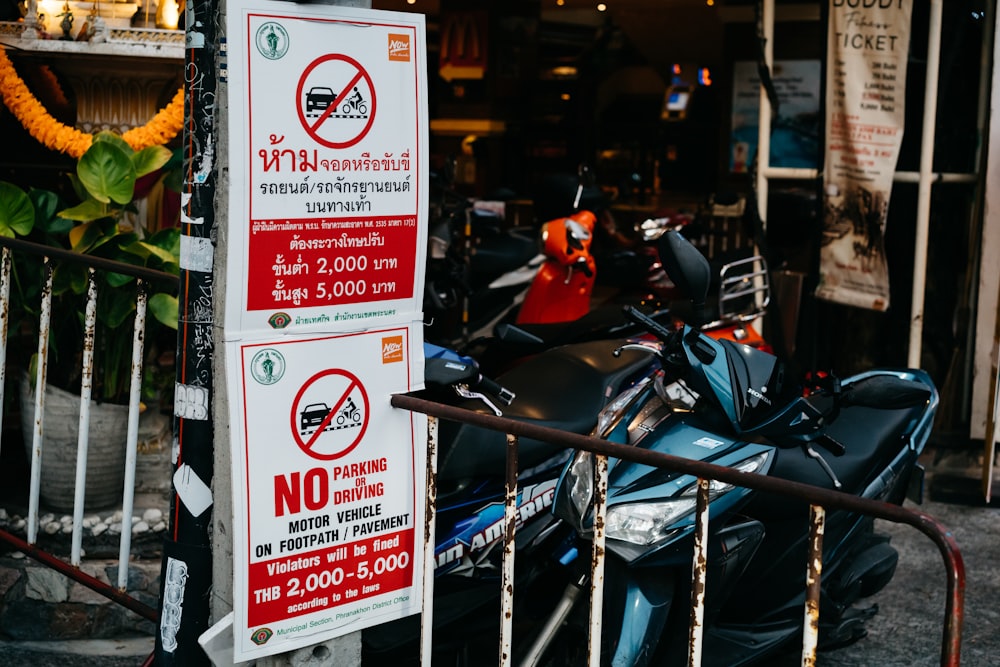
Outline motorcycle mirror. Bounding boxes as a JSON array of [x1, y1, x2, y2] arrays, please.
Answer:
[[494, 323, 546, 346], [657, 231, 712, 315]]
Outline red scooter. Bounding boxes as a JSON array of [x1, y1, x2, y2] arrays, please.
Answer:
[[512, 206, 771, 353], [516, 209, 598, 325]]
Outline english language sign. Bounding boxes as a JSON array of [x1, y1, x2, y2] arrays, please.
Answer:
[[229, 327, 425, 660]]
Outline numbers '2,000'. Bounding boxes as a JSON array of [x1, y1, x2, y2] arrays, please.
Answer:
[[317, 256, 368, 275], [285, 551, 411, 597]]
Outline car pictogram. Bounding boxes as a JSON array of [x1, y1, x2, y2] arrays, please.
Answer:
[[299, 402, 333, 432], [305, 86, 337, 113]]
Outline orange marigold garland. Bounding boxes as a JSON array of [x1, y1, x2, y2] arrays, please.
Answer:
[[0, 46, 184, 158], [0, 45, 91, 157]]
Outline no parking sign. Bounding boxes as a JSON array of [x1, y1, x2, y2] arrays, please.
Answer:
[[223, 2, 429, 662], [229, 327, 425, 661], [225, 1, 429, 339]]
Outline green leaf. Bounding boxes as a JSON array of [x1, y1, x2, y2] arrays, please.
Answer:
[[58, 198, 112, 223], [52, 263, 89, 296], [146, 226, 182, 253], [67, 173, 88, 203], [29, 189, 71, 235], [149, 292, 179, 329], [102, 289, 136, 328], [162, 148, 184, 192], [132, 145, 173, 179], [67, 219, 119, 253], [0, 181, 35, 237], [122, 228, 181, 274], [105, 271, 135, 288], [92, 131, 134, 155], [128, 239, 179, 268], [78, 142, 136, 206]]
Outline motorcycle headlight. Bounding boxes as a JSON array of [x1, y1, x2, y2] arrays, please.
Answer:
[[595, 376, 652, 437], [605, 452, 770, 546], [606, 498, 695, 545], [557, 377, 654, 532], [555, 450, 594, 531]]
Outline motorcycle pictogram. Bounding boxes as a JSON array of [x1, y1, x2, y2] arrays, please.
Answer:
[[336, 397, 362, 426], [341, 87, 368, 116]]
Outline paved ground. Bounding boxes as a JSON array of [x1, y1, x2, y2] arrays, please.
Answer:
[[0, 638, 154, 666], [774, 451, 1000, 666]]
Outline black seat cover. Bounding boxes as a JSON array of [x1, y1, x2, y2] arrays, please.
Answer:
[[437, 340, 654, 482], [753, 399, 926, 518]]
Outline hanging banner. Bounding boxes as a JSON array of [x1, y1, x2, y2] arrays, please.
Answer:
[[816, 0, 911, 311], [224, 1, 429, 340], [228, 326, 426, 661]]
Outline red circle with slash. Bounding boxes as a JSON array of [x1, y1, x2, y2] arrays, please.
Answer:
[[290, 368, 370, 460], [296, 54, 377, 149]]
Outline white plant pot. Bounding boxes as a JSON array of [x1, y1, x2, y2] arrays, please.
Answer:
[[19, 374, 129, 512]]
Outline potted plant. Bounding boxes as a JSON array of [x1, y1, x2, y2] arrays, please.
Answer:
[[0, 131, 181, 511]]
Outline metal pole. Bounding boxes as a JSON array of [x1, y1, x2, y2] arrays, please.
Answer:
[[499, 433, 519, 667], [204, 2, 372, 666], [907, 0, 944, 367], [802, 504, 825, 666], [70, 270, 98, 567], [587, 454, 608, 667], [754, 0, 775, 228], [392, 392, 966, 666], [26, 260, 52, 546], [118, 283, 148, 589], [687, 478, 710, 667], [155, 0, 219, 659], [0, 249, 9, 451], [419, 416, 439, 665]]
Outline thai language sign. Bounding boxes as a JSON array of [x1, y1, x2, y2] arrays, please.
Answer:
[[225, 1, 428, 339], [816, 0, 911, 310], [228, 326, 425, 660]]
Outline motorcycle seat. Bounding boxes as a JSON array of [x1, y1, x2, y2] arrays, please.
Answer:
[[436, 340, 656, 483], [766, 392, 927, 499]]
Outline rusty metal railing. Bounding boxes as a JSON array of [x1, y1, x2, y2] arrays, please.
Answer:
[[391, 392, 965, 667], [0, 235, 177, 620]]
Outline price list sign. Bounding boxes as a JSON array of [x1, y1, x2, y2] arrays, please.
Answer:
[[228, 327, 425, 660], [225, 1, 428, 339], [817, 0, 911, 310]]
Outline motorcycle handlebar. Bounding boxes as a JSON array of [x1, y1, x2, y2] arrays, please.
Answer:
[[622, 305, 676, 344], [475, 375, 516, 406]]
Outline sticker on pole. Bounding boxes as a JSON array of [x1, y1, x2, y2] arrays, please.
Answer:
[[290, 369, 369, 460], [296, 54, 376, 149]]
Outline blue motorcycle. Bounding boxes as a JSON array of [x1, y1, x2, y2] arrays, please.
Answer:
[[524, 231, 937, 666], [362, 337, 657, 662]]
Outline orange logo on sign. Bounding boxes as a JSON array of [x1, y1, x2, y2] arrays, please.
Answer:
[[382, 335, 404, 363], [388, 33, 411, 62]]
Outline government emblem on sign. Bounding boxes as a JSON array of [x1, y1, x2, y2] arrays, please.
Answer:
[[290, 369, 370, 460], [250, 349, 286, 385], [256, 22, 289, 60], [268, 312, 291, 329], [250, 627, 273, 645]]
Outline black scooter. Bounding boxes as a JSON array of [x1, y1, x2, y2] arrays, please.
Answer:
[[523, 231, 937, 666]]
